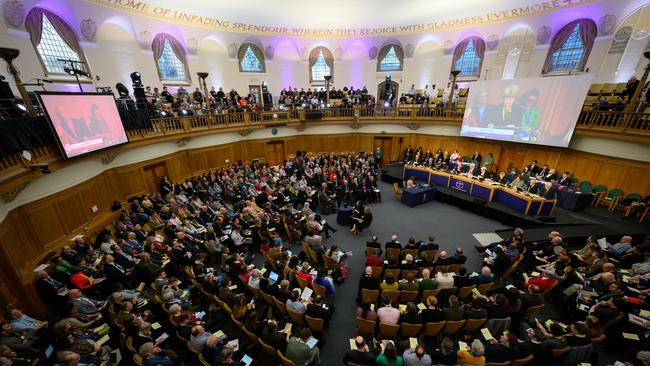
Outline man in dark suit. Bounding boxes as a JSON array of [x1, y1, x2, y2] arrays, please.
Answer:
[[357, 266, 380, 301], [260, 320, 288, 354], [520, 284, 544, 313], [434, 251, 451, 267], [453, 267, 474, 288], [366, 235, 382, 256], [470, 151, 482, 165], [526, 161, 541, 177], [343, 336, 377, 366], [419, 236, 439, 252], [385, 235, 402, 250], [449, 248, 467, 265], [558, 171, 571, 186], [305, 295, 330, 330], [103, 255, 132, 285]]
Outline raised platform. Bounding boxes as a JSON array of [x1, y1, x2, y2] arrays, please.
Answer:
[[381, 162, 650, 243]]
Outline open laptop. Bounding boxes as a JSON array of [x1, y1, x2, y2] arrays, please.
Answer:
[[268, 271, 279, 284]]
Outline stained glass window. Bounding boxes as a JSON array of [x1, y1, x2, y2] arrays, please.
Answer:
[[240, 46, 263, 72], [379, 47, 401, 71], [311, 50, 331, 81], [157, 39, 186, 80], [549, 24, 585, 71], [454, 41, 481, 77], [36, 16, 83, 75]]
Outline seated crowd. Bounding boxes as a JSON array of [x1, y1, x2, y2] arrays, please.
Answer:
[[14, 152, 384, 366], [350, 229, 649, 366]]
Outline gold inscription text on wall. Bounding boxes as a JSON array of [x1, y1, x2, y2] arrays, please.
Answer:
[[89, 0, 598, 38]]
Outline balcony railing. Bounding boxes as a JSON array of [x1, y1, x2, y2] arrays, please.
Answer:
[[1, 106, 649, 192]]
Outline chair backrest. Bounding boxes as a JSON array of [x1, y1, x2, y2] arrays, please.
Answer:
[[362, 288, 379, 304], [126, 337, 137, 354], [421, 250, 437, 261], [511, 354, 534, 366], [323, 255, 338, 270], [384, 268, 401, 279], [371, 266, 383, 279], [277, 350, 296, 366], [198, 353, 212, 366], [421, 289, 441, 300], [295, 275, 309, 289], [526, 304, 544, 317], [274, 297, 287, 315], [365, 247, 375, 256], [477, 281, 493, 294], [606, 188, 623, 198], [382, 290, 400, 304], [579, 182, 593, 194], [400, 322, 422, 337], [486, 362, 510, 366], [562, 344, 593, 366], [592, 185, 607, 193], [625, 193, 642, 201], [423, 321, 446, 337], [261, 291, 276, 307], [458, 285, 475, 300], [287, 309, 305, 325], [356, 316, 377, 336], [242, 326, 258, 343], [312, 282, 328, 298], [305, 315, 325, 331], [402, 249, 419, 259], [386, 248, 401, 261], [393, 183, 400, 194], [551, 346, 571, 358], [463, 318, 487, 333], [448, 264, 463, 273], [401, 269, 418, 280], [442, 319, 466, 334], [400, 290, 418, 303], [485, 317, 511, 336], [259, 338, 277, 356], [379, 322, 400, 338]]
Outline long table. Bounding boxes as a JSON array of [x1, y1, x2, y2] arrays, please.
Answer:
[[401, 186, 437, 207], [404, 166, 556, 216]]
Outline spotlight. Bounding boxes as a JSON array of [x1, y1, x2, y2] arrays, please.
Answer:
[[320, 103, 324, 108], [384, 101, 390, 108], [130, 71, 142, 86], [279, 104, 285, 110], [16, 103, 26, 111], [301, 103, 306, 108], [159, 110, 168, 117], [326, 103, 330, 108], [180, 109, 188, 116], [115, 83, 130, 98]]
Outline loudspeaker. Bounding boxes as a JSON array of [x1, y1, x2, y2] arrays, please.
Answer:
[[133, 86, 146, 109], [537, 216, 556, 223]]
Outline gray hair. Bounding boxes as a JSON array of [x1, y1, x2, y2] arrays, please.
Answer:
[[471, 339, 485, 355]]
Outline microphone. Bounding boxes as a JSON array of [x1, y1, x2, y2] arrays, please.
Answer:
[[39, 78, 53, 83]]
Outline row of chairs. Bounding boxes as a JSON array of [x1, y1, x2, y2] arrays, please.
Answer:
[[360, 282, 494, 306]]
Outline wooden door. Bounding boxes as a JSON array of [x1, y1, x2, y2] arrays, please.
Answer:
[[142, 162, 168, 194], [374, 136, 393, 165], [265, 141, 285, 166], [249, 85, 261, 105]]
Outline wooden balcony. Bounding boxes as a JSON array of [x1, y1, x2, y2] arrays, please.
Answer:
[[1, 107, 648, 202]]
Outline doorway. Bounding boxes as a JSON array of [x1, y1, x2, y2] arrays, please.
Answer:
[[265, 140, 285, 166], [142, 162, 168, 194], [377, 80, 399, 104], [249, 85, 261, 105], [373, 136, 393, 166]]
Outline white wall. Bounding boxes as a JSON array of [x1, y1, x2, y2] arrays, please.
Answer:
[[0, 0, 646, 100]]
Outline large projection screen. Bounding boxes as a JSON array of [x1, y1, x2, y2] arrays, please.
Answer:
[[460, 75, 592, 147], [37, 92, 129, 159]]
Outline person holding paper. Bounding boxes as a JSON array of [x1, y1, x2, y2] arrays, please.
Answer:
[[139, 342, 174, 366], [343, 336, 376, 366], [430, 337, 458, 365], [456, 339, 485, 366], [260, 320, 288, 354], [286, 290, 307, 314], [286, 328, 320, 366], [484, 333, 520, 364]]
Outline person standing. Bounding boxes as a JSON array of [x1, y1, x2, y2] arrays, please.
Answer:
[[375, 147, 384, 167]]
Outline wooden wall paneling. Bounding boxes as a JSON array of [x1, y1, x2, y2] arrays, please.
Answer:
[[56, 192, 88, 233], [23, 201, 66, 254], [189, 150, 209, 174], [592, 161, 627, 190], [79, 183, 100, 220], [284, 137, 298, 157], [617, 166, 650, 195], [247, 140, 267, 161], [116, 167, 147, 197], [357, 135, 373, 154]]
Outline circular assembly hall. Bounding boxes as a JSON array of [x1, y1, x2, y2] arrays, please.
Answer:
[[1, 0, 650, 365]]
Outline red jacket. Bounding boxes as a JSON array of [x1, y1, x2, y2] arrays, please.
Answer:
[[366, 255, 383, 268]]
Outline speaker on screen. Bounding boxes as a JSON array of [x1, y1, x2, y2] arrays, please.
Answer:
[[459, 75, 592, 148], [36, 92, 129, 159]]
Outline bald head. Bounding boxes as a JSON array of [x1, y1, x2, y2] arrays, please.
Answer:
[[391, 235, 398, 241]]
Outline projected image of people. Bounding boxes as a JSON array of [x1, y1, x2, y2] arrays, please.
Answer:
[[39, 94, 129, 158], [461, 75, 592, 148]]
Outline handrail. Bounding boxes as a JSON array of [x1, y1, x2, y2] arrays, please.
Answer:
[[1, 107, 649, 192]]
